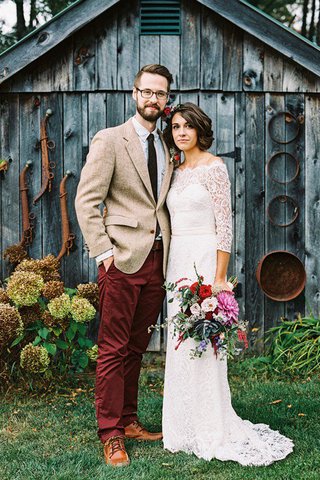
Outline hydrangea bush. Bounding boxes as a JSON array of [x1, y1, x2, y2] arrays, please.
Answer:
[[0, 256, 99, 380]]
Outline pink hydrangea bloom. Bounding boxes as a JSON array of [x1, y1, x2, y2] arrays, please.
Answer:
[[217, 291, 239, 323]]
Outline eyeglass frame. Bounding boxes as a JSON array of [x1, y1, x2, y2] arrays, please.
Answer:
[[135, 87, 169, 100]]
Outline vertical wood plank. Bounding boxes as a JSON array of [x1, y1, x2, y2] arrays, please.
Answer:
[[73, 26, 97, 92], [41, 95, 63, 262], [179, 92, 198, 105], [223, 21, 243, 92], [96, 11, 118, 90], [117, 0, 139, 90], [199, 93, 217, 155], [305, 95, 320, 317], [180, 0, 200, 90], [125, 92, 136, 119], [264, 94, 285, 332], [285, 93, 305, 319], [216, 93, 235, 276], [234, 92, 246, 320], [245, 93, 265, 350], [264, 49, 283, 92], [31, 59, 53, 93], [140, 36, 160, 67], [106, 93, 125, 128], [160, 36, 180, 90], [282, 60, 306, 92], [51, 39, 74, 92], [19, 95, 42, 260], [0, 95, 20, 279], [63, 93, 84, 287], [243, 34, 264, 92], [200, 8, 223, 90], [80, 93, 89, 282], [87, 92, 106, 283]]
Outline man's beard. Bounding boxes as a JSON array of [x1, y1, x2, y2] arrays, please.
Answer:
[[137, 103, 163, 121]]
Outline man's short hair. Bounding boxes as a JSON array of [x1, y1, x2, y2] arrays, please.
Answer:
[[134, 64, 173, 91]]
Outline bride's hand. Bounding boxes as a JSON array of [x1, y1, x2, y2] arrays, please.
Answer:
[[212, 280, 233, 292]]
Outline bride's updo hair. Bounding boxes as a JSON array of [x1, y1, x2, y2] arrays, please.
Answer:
[[163, 102, 214, 151]]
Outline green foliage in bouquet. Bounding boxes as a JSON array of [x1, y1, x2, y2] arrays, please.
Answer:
[[0, 256, 99, 384], [266, 313, 320, 377]]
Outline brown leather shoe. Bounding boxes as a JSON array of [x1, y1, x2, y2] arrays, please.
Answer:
[[103, 436, 130, 467], [124, 420, 162, 441]]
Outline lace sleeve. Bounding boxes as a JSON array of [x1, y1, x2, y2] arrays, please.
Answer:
[[205, 163, 233, 253]]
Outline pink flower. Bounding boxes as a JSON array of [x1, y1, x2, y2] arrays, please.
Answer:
[[217, 291, 239, 323]]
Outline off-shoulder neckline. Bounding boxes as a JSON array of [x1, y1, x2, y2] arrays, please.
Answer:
[[175, 162, 226, 173]]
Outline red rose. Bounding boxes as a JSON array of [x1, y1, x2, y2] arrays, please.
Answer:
[[164, 107, 171, 116], [199, 285, 212, 300], [190, 282, 199, 294]]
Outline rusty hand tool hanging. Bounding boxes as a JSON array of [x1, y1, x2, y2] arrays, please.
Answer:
[[57, 171, 76, 260], [33, 108, 56, 204], [20, 160, 35, 246]]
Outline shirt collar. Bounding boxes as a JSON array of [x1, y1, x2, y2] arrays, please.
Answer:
[[132, 116, 159, 142]]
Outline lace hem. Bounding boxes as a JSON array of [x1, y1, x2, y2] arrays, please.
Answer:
[[164, 420, 294, 465]]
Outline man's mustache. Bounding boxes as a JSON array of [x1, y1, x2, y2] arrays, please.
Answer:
[[145, 104, 160, 110]]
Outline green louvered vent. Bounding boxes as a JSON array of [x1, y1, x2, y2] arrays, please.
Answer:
[[140, 0, 181, 35]]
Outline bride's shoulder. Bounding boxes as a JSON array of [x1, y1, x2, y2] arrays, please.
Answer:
[[204, 154, 225, 166]]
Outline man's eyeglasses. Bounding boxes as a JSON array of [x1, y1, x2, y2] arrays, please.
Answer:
[[136, 87, 169, 100]]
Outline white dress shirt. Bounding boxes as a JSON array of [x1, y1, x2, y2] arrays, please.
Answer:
[[95, 116, 166, 265]]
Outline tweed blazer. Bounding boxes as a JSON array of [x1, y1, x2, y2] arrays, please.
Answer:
[[75, 118, 174, 274]]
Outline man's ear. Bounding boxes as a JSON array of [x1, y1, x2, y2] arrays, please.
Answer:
[[132, 88, 137, 102]]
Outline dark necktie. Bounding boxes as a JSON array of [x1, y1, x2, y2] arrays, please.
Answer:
[[147, 133, 158, 202]]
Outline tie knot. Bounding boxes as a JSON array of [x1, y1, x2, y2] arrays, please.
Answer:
[[147, 133, 154, 143]]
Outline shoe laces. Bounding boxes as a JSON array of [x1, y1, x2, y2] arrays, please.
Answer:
[[131, 420, 145, 432], [106, 436, 126, 457]]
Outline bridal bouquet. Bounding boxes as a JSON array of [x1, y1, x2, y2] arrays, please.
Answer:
[[165, 266, 248, 359]]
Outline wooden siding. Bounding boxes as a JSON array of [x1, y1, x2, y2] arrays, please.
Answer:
[[0, 91, 316, 351], [1, 3, 320, 94], [1, 0, 319, 351]]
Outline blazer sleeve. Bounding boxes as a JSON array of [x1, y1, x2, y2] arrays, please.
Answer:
[[75, 129, 115, 258]]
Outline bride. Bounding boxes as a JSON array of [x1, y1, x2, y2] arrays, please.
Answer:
[[162, 102, 293, 466]]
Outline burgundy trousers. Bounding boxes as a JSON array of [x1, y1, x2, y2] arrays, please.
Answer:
[[95, 246, 165, 443]]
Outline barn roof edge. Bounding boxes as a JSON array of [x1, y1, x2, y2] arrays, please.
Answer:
[[0, 0, 319, 85]]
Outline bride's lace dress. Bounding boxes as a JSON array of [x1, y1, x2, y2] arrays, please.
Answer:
[[162, 162, 294, 465]]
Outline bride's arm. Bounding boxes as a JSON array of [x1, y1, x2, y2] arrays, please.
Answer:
[[206, 161, 233, 290], [214, 250, 231, 289]]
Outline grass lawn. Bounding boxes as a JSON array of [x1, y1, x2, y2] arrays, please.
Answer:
[[0, 355, 319, 480]]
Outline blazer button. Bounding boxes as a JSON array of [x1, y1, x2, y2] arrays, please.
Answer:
[[150, 229, 155, 234]]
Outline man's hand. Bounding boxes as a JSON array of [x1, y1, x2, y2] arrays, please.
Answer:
[[103, 256, 114, 272]]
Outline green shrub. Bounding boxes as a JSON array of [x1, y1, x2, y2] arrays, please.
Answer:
[[267, 313, 320, 377]]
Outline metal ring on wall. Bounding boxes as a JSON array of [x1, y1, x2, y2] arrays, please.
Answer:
[[268, 111, 301, 144], [266, 151, 300, 184], [267, 195, 299, 227]]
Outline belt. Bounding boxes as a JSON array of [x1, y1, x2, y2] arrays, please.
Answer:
[[151, 239, 163, 251]]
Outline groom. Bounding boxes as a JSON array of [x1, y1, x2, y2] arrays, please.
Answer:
[[75, 64, 174, 467]]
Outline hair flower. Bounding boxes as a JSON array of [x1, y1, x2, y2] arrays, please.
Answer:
[[161, 104, 181, 123]]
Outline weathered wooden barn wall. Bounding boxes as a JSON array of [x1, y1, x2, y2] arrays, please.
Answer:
[[1, 0, 320, 351]]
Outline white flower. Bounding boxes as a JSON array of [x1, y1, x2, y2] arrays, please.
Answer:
[[201, 297, 218, 312], [190, 303, 201, 315], [226, 281, 234, 291], [173, 291, 183, 302]]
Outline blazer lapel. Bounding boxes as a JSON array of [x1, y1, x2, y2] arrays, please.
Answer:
[[157, 131, 174, 207], [123, 119, 155, 202]]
